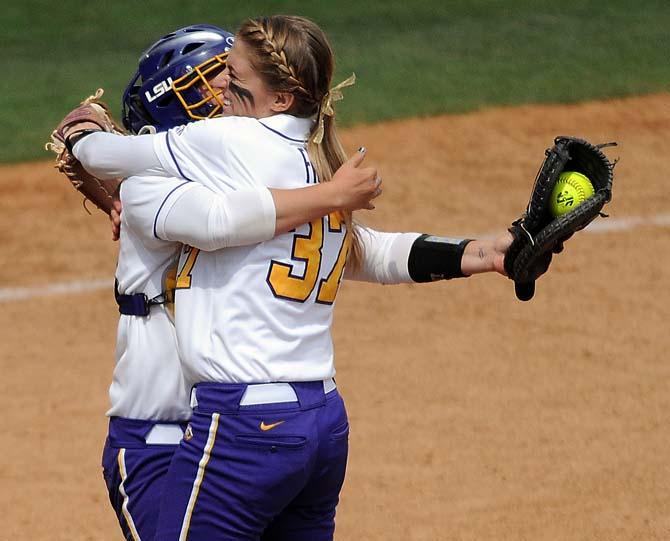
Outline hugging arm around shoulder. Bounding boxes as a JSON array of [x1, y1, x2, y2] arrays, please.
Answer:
[[75, 123, 360, 248], [72, 132, 166, 179], [122, 176, 277, 251]]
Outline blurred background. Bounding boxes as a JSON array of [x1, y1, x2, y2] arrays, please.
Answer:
[[2, 0, 669, 162]]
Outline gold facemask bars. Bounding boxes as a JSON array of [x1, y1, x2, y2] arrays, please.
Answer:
[[172, 52, 229, 120]]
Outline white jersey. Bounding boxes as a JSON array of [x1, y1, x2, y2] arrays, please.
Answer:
[[107, 177, 191, 421], [152, 115, 346, 384], [74, 117, 421, 390]]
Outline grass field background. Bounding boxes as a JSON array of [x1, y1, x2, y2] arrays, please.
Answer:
[[3, 0, 669, 163]]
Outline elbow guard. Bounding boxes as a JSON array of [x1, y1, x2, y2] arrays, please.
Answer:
[[407, 234, 472, 282]]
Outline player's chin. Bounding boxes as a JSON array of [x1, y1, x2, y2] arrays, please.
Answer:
[[220, 96, 234, 116]]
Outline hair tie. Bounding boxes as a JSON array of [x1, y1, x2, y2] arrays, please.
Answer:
[[311, 73, 356, 145]]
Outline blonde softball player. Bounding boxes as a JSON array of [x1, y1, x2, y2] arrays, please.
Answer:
[[69, 15, 526, 541], [84, 23, 381, 541]]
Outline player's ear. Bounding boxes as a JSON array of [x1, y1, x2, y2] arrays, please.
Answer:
[[271, 91, 294, 113]]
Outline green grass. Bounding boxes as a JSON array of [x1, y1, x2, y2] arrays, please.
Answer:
[[3, 0, 669, 163]]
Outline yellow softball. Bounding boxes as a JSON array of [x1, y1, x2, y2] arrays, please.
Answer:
[[549, 171, 595, 217]]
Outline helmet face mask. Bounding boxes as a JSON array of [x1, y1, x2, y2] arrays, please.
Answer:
[[172, 53, 228, 121], [122, 24, 234, 134]]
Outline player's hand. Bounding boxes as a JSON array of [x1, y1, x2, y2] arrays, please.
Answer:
[[110, 197, 122, 241], [492, 231, 514, 275], [461, 232, 513, 277], [330, 147, 382, 211]]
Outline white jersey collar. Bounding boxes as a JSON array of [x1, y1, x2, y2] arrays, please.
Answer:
[[256, 114, 315, 144]]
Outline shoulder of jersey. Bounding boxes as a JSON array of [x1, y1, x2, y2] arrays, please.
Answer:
[[198, 116, 274, 144], [202, 116, 260, 130]]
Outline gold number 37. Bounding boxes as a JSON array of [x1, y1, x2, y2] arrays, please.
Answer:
[[175, 213, 349, 305], [268, 213, 350, 305]]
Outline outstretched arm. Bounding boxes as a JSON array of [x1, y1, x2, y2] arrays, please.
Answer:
[[347, 227, 539, 284]]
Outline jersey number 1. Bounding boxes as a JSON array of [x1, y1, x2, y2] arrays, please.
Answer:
[[175, 246, 200, 289]]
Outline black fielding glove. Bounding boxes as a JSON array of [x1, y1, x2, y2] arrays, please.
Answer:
[[505, 136, 617, 301]]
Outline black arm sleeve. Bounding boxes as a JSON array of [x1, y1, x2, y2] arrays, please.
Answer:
[[407, 234, 472, 282]]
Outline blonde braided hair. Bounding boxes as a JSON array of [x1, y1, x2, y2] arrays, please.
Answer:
[[237, 16, 362, 268], [241, 18, 314, 104]]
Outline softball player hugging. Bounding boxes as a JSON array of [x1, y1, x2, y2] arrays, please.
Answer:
[[64, 15, 529, 541], [79, 22, 380, 541]]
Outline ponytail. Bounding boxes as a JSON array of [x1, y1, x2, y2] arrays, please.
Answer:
[[239, 16, 363, 268], [307, 73, 361, 269]]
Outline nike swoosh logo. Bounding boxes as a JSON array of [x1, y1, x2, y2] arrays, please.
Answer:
[[259, 420, 285, 431]]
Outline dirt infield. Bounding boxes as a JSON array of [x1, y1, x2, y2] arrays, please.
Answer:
[[2, 94, 669, 540]]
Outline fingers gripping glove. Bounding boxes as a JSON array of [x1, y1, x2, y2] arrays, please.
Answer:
[[504, 136, 617, 301], [45, 89, 126, 215]]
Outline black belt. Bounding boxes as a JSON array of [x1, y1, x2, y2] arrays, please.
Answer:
[[115, 279, 166, 316]]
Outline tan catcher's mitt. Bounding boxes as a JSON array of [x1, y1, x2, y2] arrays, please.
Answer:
[[45, 89, 126, 215]]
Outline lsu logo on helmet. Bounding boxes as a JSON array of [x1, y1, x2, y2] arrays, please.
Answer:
[[145, 77, 174, 103]]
